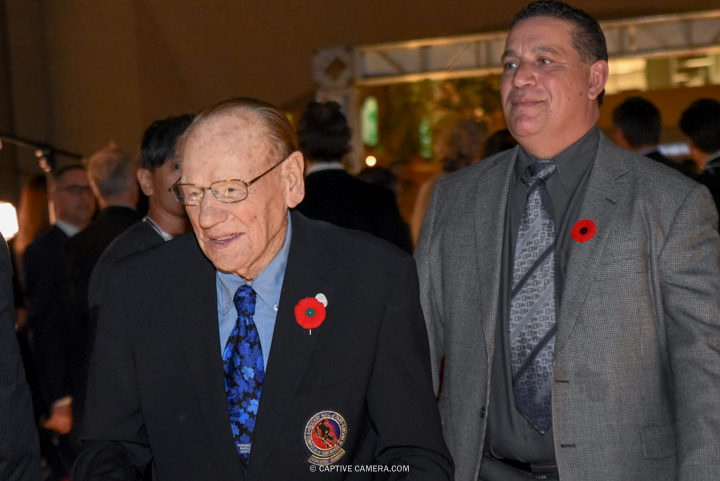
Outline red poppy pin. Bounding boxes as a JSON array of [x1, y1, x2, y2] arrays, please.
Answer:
[[295, 294, 327, 334], [571, 219, 597, 243]]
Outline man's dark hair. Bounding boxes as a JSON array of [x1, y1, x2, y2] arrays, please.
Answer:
[[679, 98, 720, 154], [141, 114, 194, 170], [512, 0, 608, 105], [297, 101, 351, 161], [612, 97, 662, 148]]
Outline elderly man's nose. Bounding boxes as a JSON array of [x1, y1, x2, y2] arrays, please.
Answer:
[[197, 194, 226, 227]]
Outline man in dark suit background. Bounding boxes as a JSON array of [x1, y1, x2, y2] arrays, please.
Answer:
[[612, 96, 694, 178], [23, 165, 95, 455], [416, 2, 720, 480], [294, 101, 413, 253], [73, 98, 452, 480], [65, 144, 141, 430], [679, 98, 720, 214], [87, 114, 193, 354]]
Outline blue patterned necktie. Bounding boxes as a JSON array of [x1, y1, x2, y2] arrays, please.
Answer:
[[223, 285, 265, 464], [509, 160, 557, 434]]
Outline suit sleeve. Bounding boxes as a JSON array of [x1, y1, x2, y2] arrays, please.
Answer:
[[72, 264, 151, 481], [0, 239, 41, 481], [365, 253, 453, 480], [658, 183, 720, 480], [414, 184, 444, 395]]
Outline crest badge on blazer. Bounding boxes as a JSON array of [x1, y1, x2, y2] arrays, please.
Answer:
[[304, 410, 347, 466]]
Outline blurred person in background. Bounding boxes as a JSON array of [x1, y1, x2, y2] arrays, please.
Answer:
[[411, 118, 488, 244], [680, 98, 720, 213], [23, 164, 93, 479], [295, 101, 412, 253], [13, 175, 51, 272], [482, 129, 518, 159], [10, 175, 50, 463], [613, 96, 694, 178], [88, 114, 194, 356], [65, 144, 141, 435]]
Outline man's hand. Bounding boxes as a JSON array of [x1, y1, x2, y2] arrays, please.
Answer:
[[44, 403, 73, 434]]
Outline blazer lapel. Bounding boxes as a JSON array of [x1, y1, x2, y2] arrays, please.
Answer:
[[170, 235, 246, 481], [475, 150, 517, 356], [555, 135, 631, 355], [247, 213, 335, 480]]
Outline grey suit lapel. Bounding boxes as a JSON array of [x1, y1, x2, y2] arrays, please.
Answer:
[[475, 149, 517, 355], [555, 135, 631, 355]]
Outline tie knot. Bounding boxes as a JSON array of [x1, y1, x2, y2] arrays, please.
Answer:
[[528, 160, 556, 185], [233, 285, 257, 317]]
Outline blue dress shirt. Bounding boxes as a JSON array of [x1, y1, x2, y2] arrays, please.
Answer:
[[216, 213, 292, 371]]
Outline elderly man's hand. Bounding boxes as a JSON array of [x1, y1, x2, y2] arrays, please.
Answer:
[[44, 403, 73, 434]]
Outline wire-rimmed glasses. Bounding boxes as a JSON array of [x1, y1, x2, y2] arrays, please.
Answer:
[[169, 156, 288, 206]]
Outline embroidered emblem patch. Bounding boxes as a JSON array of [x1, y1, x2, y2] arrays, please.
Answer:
[[304, 411, 347, 466]]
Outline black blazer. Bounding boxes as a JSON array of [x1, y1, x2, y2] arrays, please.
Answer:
[[295, 170, 413, 253], [23, 225, 76, 408], [1, 238, 41, 480], [74, 213, 452, 480]]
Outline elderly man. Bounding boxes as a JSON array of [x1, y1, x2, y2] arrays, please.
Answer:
[[416, 2, 720, 481], [73, 98, 452, 481]]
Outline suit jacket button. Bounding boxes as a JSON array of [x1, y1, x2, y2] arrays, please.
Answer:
[[480, 407, 486, 418]]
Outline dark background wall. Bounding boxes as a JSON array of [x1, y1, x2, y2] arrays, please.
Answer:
[[0, 0, 718, 203]]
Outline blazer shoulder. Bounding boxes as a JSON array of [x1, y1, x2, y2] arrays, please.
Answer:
[[620, 146, 701, 199], [110, 232, 206, 281], [292, 212, 412, 267]]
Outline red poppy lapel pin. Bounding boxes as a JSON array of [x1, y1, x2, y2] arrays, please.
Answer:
[[571, 219, 597, 243], [295, 293, 328, 335]]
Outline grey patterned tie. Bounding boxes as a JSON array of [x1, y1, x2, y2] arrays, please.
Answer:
[[509, 160, 557, 434]]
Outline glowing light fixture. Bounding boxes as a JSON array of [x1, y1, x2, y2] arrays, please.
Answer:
[[365, 156, 377, 167], [0, 202, 18, 240]]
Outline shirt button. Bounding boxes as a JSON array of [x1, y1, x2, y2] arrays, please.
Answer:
[[273, 304, 278, 311]]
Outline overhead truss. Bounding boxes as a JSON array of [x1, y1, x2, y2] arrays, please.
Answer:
[[314, 10, 720, 89]]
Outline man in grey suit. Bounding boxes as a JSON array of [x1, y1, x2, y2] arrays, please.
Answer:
[[415, 2, 720, 480]]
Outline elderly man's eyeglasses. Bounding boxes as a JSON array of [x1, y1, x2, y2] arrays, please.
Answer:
[[169, 156, 287, 206]]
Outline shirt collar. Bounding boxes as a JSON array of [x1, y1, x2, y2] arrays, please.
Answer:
[[54, 219, 80, 237], [143, 216, 173, 241], [216, 211, 292, 315], [306, 161, 345, 175], [515, 125, 599, 192]]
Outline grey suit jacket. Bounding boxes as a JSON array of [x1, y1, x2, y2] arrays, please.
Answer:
[[416, 133, 720, 481]]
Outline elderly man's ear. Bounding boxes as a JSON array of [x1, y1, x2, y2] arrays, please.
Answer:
[[283, 150, 305, 208]]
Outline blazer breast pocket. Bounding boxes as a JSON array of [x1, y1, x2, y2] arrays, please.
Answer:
[[594, 256, 647, 281], [641, 424, 676, 459]]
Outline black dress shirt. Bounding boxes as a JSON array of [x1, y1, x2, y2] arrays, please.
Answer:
[[482, 126, 599, 478]]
